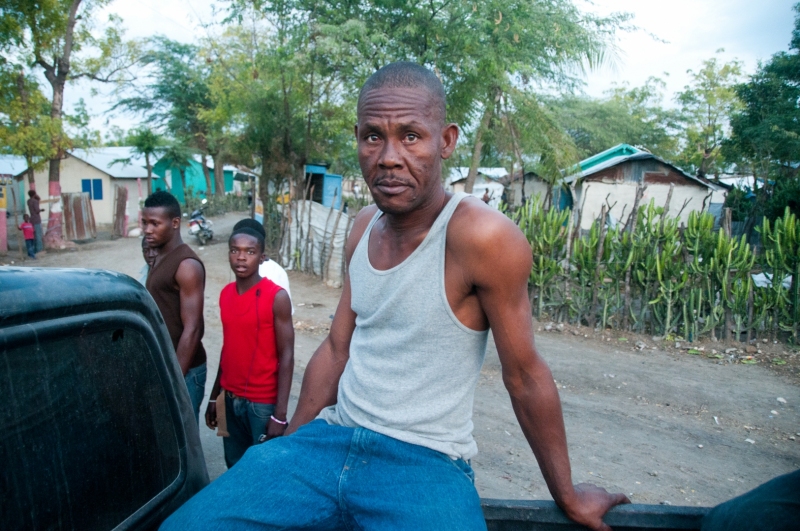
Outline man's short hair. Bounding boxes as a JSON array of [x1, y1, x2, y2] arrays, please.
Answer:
[[144, 191, 181, 219], [231, 218, 266, 252], [358, 62, 447, 124], [28, 190, 36, 198]]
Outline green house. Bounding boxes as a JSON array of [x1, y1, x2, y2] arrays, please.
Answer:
[[151, 157, 234, 203]]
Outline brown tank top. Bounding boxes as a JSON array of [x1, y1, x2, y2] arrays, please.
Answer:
[[146, 243, 206, 368]]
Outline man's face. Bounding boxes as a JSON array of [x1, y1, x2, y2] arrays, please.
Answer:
[[228, 234, 265, 280], [141, 207, 179, 248], [142, 242, 158, 267], [355, 86, 458, 215]]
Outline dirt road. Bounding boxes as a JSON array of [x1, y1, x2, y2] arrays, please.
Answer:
[[7, 211, 798, 508]]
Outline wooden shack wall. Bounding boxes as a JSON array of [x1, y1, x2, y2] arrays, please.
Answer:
[[575, 159, 712, 229]]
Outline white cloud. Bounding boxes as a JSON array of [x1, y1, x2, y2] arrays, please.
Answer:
[[582, 0, 796, 101]]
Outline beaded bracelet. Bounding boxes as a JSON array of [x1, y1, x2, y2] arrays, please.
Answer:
[[270, 415, 288, 425]]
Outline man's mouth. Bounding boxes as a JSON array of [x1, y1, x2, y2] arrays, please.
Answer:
[[374, 180, 410, 195]]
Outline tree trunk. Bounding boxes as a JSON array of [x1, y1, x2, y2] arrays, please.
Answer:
[[179, 169, 189, 207], [42, 0, 82, 248], [145, 153, 152, 197], [464, 96, 496, 194], [201, 154, 213, 198], [213, 155, 225, 198]]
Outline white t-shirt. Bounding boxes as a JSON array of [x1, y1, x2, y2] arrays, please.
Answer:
[[259, 259, 293, 314]]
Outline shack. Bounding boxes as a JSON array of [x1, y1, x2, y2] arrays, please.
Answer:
[[564, 144, 727, 230], [304, 164, 343, 209], [446, 167, 506, 209]]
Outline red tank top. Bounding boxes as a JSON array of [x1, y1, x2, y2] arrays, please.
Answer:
[[219, 277, 283, 403]]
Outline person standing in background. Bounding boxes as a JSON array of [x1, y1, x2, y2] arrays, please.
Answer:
[[27, 191, 44, 254], [142, 190, 207, 424], [139, 238, 158, 286], [205, 221, 294, 468], [232, 219, 294, 314], [19, 214, 36, 259]]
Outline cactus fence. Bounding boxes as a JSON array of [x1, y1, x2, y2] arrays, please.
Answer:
[[513, 194, 799, 344]]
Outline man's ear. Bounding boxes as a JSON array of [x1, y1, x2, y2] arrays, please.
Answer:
[[441, 123, 459, 159], [172, 217, 181, 229], [260, 252, 267, 264], [353, 123, 359, 140]]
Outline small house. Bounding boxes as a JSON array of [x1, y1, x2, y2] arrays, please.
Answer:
[[446, 167, 506, 209], [151, 156, 235, 204], [564, 144, 727, 230], [24, 147, 156, 227]]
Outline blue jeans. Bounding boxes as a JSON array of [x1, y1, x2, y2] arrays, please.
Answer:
[[224, 393, 274, 468], [184, 363, 207, 425], [161, 420, 486, 530], [33, 223, 43, 253], [25, 239, 36, 258]]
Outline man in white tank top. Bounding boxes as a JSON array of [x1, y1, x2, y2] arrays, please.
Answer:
[[162, 63, 628, 531]]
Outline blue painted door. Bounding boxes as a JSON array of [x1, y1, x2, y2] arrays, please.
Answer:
[[322, 174, 342, 209]]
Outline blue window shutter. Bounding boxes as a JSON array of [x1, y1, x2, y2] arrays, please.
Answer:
[[92, 179, 103, 201], [81, 179, 92, 197]]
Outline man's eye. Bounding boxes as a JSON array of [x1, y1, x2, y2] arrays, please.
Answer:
[[404, 133, 418, 142], [366, 134, 380, 143], [248, 250, 255, 255]]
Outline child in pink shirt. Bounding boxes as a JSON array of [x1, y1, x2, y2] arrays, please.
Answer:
[[19, 214, 36, 259]]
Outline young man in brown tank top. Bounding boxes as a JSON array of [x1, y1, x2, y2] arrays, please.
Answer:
[[162, 63, 628, 531], [142, 191, 207, 424]]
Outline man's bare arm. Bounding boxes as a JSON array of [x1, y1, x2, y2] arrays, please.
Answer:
[[268, 290, 295, 438], [174, 258, 205, 375], [461, 204, 628, 531], [285, 207, 376, 434]]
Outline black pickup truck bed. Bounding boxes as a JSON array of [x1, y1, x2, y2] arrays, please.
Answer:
[[1, 267, 711, 530]]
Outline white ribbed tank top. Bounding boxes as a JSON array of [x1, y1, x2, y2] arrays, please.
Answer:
[[318, 192, 489, 459]]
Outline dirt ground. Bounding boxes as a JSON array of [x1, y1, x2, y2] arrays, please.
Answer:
[[4, 211, 798, 508]]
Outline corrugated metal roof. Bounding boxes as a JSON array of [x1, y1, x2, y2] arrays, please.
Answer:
[[448, 167, 509, 184], [564, 152, 715, 190], [0, 155, 28, 177], [579, 143, 641, 172], [71, 147, 153, 179]]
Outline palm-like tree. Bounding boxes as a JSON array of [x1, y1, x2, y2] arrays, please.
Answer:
[[159, 142, 194, 207], [127, 127, 164, 194]]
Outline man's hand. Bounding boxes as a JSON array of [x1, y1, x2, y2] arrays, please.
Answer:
[[264, 417, 287, 440], [205, 402, 217, 430], [561, 483, 630, 531]]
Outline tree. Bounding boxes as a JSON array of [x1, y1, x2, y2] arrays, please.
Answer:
[[1, 0, 139, 246], [159, 141, 194, 207], [723, 3, 800, 233], [295, 0, 629, 194], [547, 78, 681, 161], [114, 37, 218, 197], [0, 67, 63, 186], [675, 53, 743, 179], [126, 127, 163, 195]]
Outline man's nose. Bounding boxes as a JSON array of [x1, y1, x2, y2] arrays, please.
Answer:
[[378, 139, 403, 169]]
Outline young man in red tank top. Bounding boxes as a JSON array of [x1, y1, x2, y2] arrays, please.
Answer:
[[205, 220, 294, 468]]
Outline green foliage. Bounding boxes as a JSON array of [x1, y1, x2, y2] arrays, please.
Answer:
[[0, 67, 63, 170], [514, 196, 798, 344], [724, 4, 800, 228], [723, 187, 754, 222], [674, 53, 743, 178], [514, 195, 569, 317], [547, 77, 681, 161]]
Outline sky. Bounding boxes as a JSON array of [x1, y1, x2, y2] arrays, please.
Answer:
[[69, 0, 799, 135]]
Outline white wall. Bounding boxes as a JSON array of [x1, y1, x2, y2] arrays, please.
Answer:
[[31, 156, 114, 225], [576, 182, 712, 230]]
